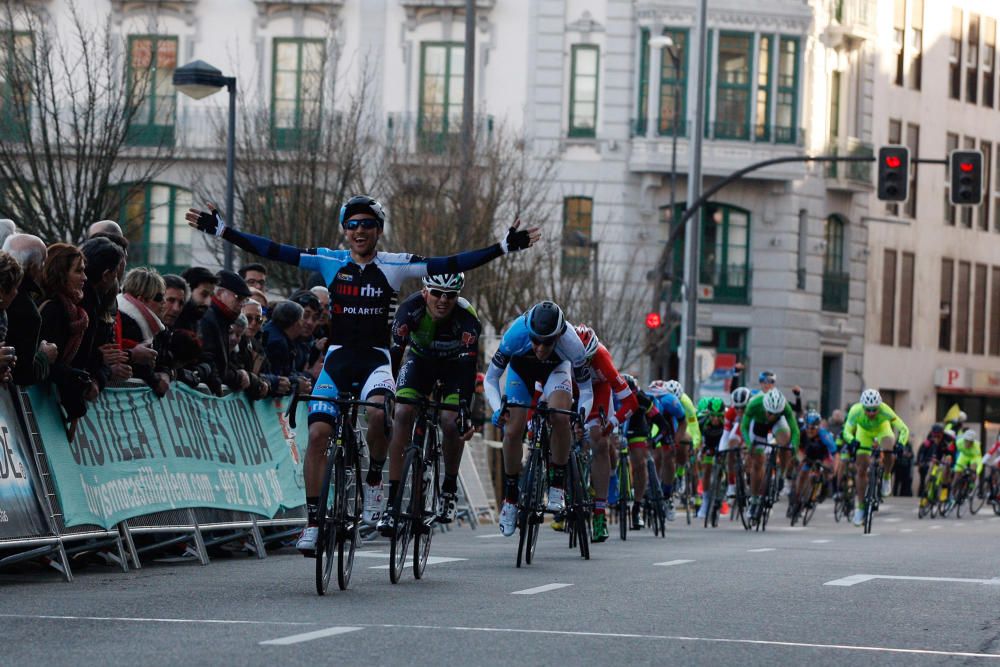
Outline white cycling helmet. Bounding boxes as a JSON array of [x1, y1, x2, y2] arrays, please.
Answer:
[[647, 380, 668, 396], [422, 272, 465, 291], [963, 428, 978, 441], [730, 386, 751, 409], [762, 388, 786, 414], [859, 388, 882, 410], [664, 379, 684, 398]]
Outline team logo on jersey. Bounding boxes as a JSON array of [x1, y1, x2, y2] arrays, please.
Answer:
[[462, 332, 477, 346], [336, 272, 353, 281]]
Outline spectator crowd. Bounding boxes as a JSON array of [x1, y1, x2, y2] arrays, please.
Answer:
[[0, 218, 334, 425]]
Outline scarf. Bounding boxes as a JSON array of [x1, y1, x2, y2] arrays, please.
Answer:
[[210, 295, 240, 322], [117, 293, 165, 344], [55, 294, 89, 363]]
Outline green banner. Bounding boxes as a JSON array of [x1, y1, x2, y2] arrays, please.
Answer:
[[27, 382, 310, 529]]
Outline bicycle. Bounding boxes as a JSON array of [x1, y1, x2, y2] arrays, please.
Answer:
[[702, 447, 726, 529], [861, 450, 884, 534], [833, 459, 856, 523], [565, 433, 591, 560], [614, 426, 632, 541], [503, 399, 585, 568], [945, 468, 976, 519], [751, 444, 793, 532], [388, 390, 467, 584], [968, 468, 989, 515], [725, 445, 750, 530], [287, 391, 392, 595], [642, 451, 667, 537], [983, 467, 1000, 515], [918, 462, 945, 519], [674, 441, 696, 526], [790, 461, 827, 527]]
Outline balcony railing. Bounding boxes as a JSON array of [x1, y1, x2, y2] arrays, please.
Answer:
[[670, 263, 752, 305], [631, 117, 689, 139], [822, 271, 850, 313], [825, 137, 873, 189], [386, 111, 494, 155], [707, 121, 803, 146]]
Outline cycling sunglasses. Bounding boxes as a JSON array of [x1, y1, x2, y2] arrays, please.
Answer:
[[529, 335, 557, 346], [342, 218, 380, 231], [428, 289, 459, 299]]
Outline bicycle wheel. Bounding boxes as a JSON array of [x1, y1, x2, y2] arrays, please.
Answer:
[[413, 452, 439, 580], [390, 448, 417, 584], [315, 445, 337, 596], [863, 472, 877, 534], [617, 458, 629, 541], [569, 454, 590, 560], [969, 476, 986, 515], [734, 458, 750, 530], [516, 449, 543, 568], [336, 445, 362, 591]]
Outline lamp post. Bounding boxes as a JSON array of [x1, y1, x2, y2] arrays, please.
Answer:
[[173, 60, 237, 271]]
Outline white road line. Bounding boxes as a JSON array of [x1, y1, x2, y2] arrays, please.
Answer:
[[825, 574, 1000, 587], [511, 583, 573, 595], [654, 559, 695, 567], [747, 548, 775, 553], [811, 539, 831, 544], [0, 613, 311, 627], [862, 533, 880, 537], [929, 525, 942, 530], [883, 518, 902, 523], [354, 551, 390, 559], [369, 556, 467, 569], [900, 528, 914, 533], [259, 626, 362, 646], [476, 534, 506, 539], [360, 623, 1000, 660]]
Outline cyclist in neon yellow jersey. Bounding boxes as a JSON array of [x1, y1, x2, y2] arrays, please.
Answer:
[[841, 389, 909, 526], [951, 428, 983, 499]]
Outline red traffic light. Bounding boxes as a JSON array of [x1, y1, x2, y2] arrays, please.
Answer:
[[884, 155, 902, 168], [960, 162, 975, 173], [645, 312, 662, 329]]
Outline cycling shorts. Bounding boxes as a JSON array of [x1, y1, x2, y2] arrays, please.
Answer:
[[953, 452, 983, 474], [585, 381, 613, 430], [309, 345, 394, 426], [396, 353, 467, 405], [852, 421, 895, 453], [648, 422, 675, 449], [747, 416, 790, 454], [505, 359, 572, 406], [801, 441, 831, 462]]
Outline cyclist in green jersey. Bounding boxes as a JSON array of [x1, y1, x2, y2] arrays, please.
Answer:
[[739, 389, 800, 517], [841, 389, 909, 525]]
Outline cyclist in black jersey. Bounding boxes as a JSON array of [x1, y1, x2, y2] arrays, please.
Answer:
[[379, 273, 480, 534], [187, 196, 539, 554]]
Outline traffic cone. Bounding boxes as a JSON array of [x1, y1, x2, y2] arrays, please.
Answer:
[[721, 500, 730, 515], [697, 479, 704, 494]]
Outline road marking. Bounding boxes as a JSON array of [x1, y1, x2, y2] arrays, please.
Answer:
[[0, 613, 312, 627], [747, 548, 775, 552], [811, 539, 831, 544], [369, 556, 467, 569], [862, 533, 880, 537], [883, 518, 902, 523], [511, 583, 573, 595], [354, 551, 390, 559], [929, 525, 942, 530], [360, 623, 1000, 660], [900, 528, 914, 533], [825, 574, 1000, 587], [476, 534, 506, 539], [260, 626, 362, 646], [654, 559, 695, 567]]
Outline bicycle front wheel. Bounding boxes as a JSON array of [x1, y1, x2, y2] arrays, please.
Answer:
[[336, 447, 362, 591], [315, 446, 337, 596], [517, 449, 544, 568], [617, 460, 629, 541], [969, 477, 986, 515], [568, 453, 590, 560], [390, 448, 417, 584], [413, 453, 439, 580]]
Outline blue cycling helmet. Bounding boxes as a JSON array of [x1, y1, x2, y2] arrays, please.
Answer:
[[804, 410, 821, 427]]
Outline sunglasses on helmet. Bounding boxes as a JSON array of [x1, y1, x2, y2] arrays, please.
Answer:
[[342, 218, 380, 231]]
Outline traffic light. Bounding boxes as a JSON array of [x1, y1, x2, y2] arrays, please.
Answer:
[[950, 150, 984, 205], [877, 145, 910, 202], [645, 312, 662, 329]]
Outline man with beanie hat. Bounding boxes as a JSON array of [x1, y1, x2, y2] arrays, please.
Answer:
[[198, 270, 252, 395]]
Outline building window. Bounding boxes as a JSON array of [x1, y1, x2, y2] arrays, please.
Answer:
[[755, 34, 772, 141], [417, 42, 464, 152], [950, 8, 963, 100], [829, 71, 841, 140], [715, 32, 753, 140], [569, 45, 599, 138], [956, 260, 971, 354], [909, 0, 923, 90], [880, 249, 897, 346], [945, 132, 959, 225], [991, 266, 1000, 355], [974, 263, 988, 354], [658, 29, 688, 137], [903, 123, 919, 218], [126, 35, 177, 147], [822, 215, 848, 313], [899, 252, 915, 347], [893, 0, 905, 86], [116, 183, 192, 273], [272, 38, 324, 150], [775, 37, 799, 144], [940, 258, 954, 351], [0, 31, 32, 142], [886, 119, 902, 216], [636, 29, 649, 136], [980, 141, 993, 230], [984, 17, 996, 107], [670, 202, 751, 304], [562, 196, 593, 276], [967, 14, 980, 104]]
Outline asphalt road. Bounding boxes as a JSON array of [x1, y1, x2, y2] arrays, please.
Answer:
[[2, 497, 999, 666]]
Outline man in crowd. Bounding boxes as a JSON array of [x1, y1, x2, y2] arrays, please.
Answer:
[[239, 263, 267, 292], [3, 234, 57, 386], [0, 250, 23, 382], [198, 270, 253, 395], [160, 274, 189, 329], [175, 267, 217, 332], [262, 300, 313, 395]]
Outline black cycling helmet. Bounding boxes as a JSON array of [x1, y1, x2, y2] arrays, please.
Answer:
[[339, 195, 386, 228], [524, 301, 566, 343], [931, 422, 945, 434]]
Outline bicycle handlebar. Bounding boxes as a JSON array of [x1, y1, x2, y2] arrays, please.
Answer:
[[500, 398, 583, 423], [286, 392, 394, 439]]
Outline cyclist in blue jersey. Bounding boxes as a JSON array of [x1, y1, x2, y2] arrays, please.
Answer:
[[484, 302, 594, 537], [187, 197, 539, 553], [793, 410, 837, 507], [644, 382, 687, 520]]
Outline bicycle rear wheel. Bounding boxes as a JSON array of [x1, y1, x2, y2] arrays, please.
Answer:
[[336, 446, 362, 591], [617, 457, 629, 541], [315, 446, 337, 596], [390, 448, 417, 583], [413, 452, 438, 580], [517, 449, 543, 568]]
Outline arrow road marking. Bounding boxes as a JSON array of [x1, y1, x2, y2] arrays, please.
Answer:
[[825, 574, 1000, 587]]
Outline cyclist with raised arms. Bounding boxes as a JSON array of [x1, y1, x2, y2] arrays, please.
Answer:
[[379, 273, 479, 534], [739, 388, 800, 520], [484, 302, 594, 537], [841, 389, 909, 526], [573, 325, 638, 540], [186, 197, 539, 553]]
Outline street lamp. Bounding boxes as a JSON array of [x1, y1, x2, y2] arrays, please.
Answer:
[[648, 34, 681, 378], [173, 60, 237, 271]]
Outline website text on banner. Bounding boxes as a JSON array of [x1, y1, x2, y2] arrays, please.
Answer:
[[0, 387, 52, 540], [26, 383, 309, 529]]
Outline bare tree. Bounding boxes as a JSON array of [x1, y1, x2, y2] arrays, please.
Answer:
[[0, 1, 173, 243]]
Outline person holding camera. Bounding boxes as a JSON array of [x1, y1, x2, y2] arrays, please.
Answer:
[[261, 300, 313, 397]]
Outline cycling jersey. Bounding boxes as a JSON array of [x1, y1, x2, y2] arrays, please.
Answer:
[[983, 441, 1000, 468], [625, 389, 671, 445], [927, 433, 957, 461], [800, 427, 837, 461], [679, 393, 702, 448], [484, 315, 594, 419], [697, 414, 726, 455], [391, 291, 481, 364], [649, 393, 686, 445], [954, 438, 983, 474], [739, 393, 801, 448], [842, 403, 909, 450], [586, 343, 637, 426]]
